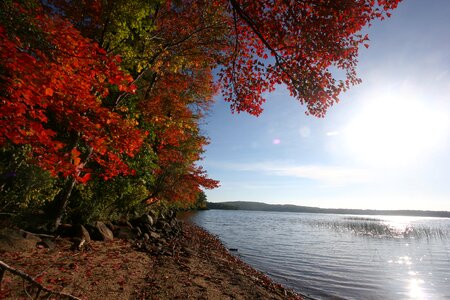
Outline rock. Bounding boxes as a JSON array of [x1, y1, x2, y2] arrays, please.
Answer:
[[74, 224, 91, 243], [161, 221, 171, 232], [115, 226, 135, 240], [144, 224, 154, 234], [154, 245, 162, 254], [85, 222, 113, 241], [105, 221, 115, 232], [95, 221, 114, 241], [56, 224, 74, 237], [84, 224, 97, 239], [149, 231, 161, 240], [135, 226, 142, 237], [148, 210, 158, 224], [142, 214, 154, 226], [37, 238, 56, 250], [155, 221, 162, 230], [0, 227, 41, 252], [129, 217, 140, 227], [114, 219, 128, 226]]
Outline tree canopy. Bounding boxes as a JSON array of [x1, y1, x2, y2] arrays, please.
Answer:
[[0, 0, 401, 227]]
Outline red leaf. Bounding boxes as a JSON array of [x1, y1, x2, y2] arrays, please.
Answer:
[[78, 173, 91, 183], [44, 87, 53, 96], [71, 148, 81, 158]]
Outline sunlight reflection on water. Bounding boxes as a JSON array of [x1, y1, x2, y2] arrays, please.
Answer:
[[396, 256, 412, 265], [408, 278, 425, 299], [384, 216, 414, 231], [192, 210, 450, 300]]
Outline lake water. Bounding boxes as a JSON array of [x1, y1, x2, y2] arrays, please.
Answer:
[[190, 210, 450, 299]]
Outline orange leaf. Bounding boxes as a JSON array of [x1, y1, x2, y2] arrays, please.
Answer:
[[71, 148, 81, 158], [73, 157, 81, 166], [45, 87, 54, 96]]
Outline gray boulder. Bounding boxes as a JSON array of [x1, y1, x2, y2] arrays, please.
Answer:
[[74, 224, 91, 243], [142, 214, 154, 226], [0, 228, 41, 252], [115, 226, 135, 240], [85, 222, 113, 241], [94, 221, 114, 241], [37, 238, 56, 250], [149, 231, 161, 240]]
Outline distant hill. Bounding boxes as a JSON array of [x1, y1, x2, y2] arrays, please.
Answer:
[[206, 201, 450, 218]]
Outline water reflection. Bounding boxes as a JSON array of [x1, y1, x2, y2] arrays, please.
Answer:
[[396, 256, 412, 265], [383, 216, 414, 233], [408, 278, 425, 299], [313, 215, 450, 239], [192, 210, 450, 299]]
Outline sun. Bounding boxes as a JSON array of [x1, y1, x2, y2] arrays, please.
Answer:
[[343, 88, 448, 167]]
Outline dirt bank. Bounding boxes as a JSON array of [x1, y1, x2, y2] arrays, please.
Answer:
[[1, 222, 302, 299]]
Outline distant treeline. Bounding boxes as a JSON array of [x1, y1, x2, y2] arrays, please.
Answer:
[[206, 201, 450, 218]]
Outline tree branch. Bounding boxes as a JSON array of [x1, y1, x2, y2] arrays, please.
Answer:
[[228, 0, 304, 93], [0, 260, 81, 300]]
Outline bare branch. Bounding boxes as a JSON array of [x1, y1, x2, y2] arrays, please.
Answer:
[[0, 260, 81, 300]]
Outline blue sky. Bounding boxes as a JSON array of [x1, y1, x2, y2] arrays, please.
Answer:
[[201, 0, 450, 211]]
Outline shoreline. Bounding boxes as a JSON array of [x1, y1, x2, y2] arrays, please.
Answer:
[[1, 221, 304, 299], [143, 221, 304, 299], [181, 221, 316, 300]]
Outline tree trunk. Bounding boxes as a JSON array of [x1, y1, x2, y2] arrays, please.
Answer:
[[48, 177, 77, 232], [48, 147, 93, 232]]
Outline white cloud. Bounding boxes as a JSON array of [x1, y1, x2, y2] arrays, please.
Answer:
[[209, 161, 372, 186], [326, 131, 339, 136], [268, 165, 370, 185]]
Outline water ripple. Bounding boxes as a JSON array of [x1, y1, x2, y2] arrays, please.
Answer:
[[192, 210, 450, 300]]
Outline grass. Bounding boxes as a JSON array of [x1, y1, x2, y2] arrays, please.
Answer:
[[310, 218, 450, 240], [342, 217, 381, 222]]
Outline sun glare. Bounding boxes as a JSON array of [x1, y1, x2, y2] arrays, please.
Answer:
[[343, 88, 448, 167]]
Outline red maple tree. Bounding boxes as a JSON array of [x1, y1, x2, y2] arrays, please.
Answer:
[[0, 4, 145, 182], [0, 0, 402, 223], [219, 0, 402, 116]]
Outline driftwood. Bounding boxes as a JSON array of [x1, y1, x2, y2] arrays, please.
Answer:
[[21, 229, 56, 240], [0, 260, 81, 300], [0, 212, 17, 217]]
